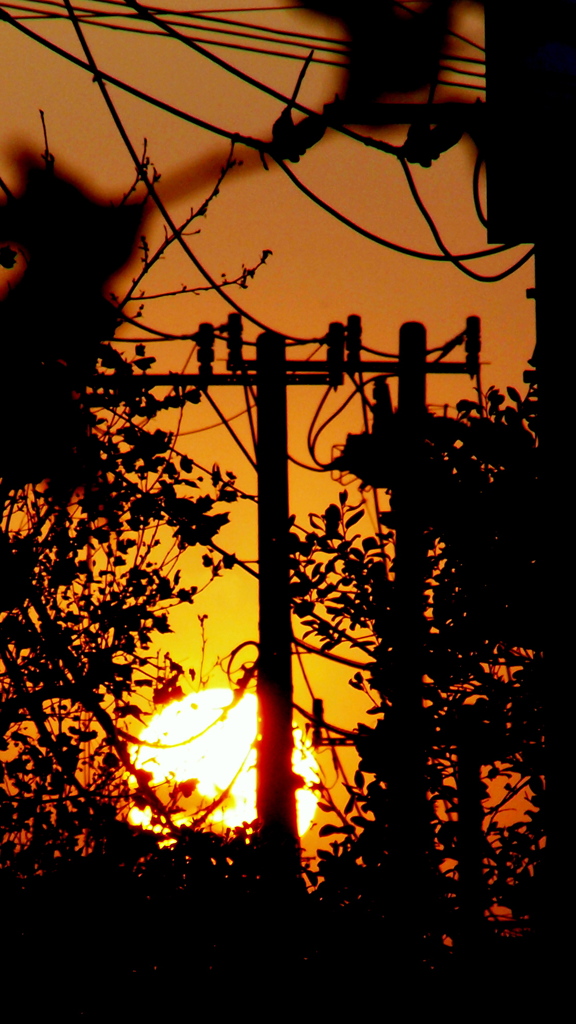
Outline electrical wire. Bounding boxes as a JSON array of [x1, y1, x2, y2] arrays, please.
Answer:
[[200, 388, 256, 468], [439, 62, 485, 81], [273, 154, 524, 264], [294, 636, 375, 670], [473, 148, 488, 229], [182, 9, 345, 45], [309, 386, 361, 467], [392, 0, 485, 54], [2, 2, 509, 290], [112, 0, 410, 163], [178, 400, 255, 436], [399, 156, 535, 283], [306, 386, 332, 468], [288, 452, 329, 473], [46, 1, 327, 346], [12, 1, 488, 94], [360, 344, 398, 358], [0, 8, 258, 144], [243, 378, 258, 454], [436, 78, 484, 93]]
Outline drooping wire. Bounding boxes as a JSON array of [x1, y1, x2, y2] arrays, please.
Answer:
[[49, 1, 328, 346], [473, 148, 488, 230], [399, 156, 535, 283], [294, 636, 375, 670], [308, 385, 361, 467], [11, 0, 488, 93], [155, 6, 347, 46], [306, 385, 332, 468], [199, 388, 256, 469], [178, 400, 254, 436], [273, 153, 524, 265], [2, 2, 514, 290]]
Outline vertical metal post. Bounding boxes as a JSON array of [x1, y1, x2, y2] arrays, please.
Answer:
[[255, 332, 299, 851]]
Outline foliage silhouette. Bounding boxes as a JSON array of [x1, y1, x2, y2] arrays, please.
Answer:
[[0, 160, 243, 874], [0, 158, 143, 485], [291, 383, 543, 968]]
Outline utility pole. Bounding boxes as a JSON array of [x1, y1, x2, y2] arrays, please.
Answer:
[[255, 332, 298, 855], [485, 1, 576, 989], [91, 323, 412, 864], [334, 318, 480, 959], [92, 315, 479, 941], [387, 322, 429, 962]]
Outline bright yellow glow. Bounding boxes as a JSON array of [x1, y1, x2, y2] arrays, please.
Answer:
[[129, 689, 319, 836]]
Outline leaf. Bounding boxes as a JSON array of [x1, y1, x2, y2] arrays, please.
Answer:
[[362, 537, 379, 552], [68, 727, 98, 742], [153, 682, 185, 706], [178, 778, 199, 798], [133, 355, 156, 371], [117, 704, 146, 721], [345, 509, 364, 530], [318, 823, 354, 837]]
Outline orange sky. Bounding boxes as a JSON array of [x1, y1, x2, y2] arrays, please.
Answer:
[[0, 1, 536, 844]]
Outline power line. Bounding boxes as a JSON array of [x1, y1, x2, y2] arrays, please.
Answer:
[[2, 1, 519, 299], [274, 153, 522, 265], [399, 157, 535, 283], [46, 2, 322, 343]]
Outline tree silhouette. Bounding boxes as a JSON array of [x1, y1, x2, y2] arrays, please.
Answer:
[[290, 382, 543, 976], [0, 3, 546, 1001], [0, 158, 245, 873]]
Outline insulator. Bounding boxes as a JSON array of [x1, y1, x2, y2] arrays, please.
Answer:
[[465, 315, 481, 377], [326, 322, 345, 388], [196, 322, 214, 381], [346, 314, 362, 372], [226, 313, 243, 373]]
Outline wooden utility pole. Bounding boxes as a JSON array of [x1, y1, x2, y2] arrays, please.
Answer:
[[485, 1, 576, 988], [387, 322, 430, 963], [255, 332, 299, 854]]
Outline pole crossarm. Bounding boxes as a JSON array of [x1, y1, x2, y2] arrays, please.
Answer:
[[87, 358, 472, 397]]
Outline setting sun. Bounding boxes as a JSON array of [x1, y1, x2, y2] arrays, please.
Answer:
[[129, 689, 319, 836]]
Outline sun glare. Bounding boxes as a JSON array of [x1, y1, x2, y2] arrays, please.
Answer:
[[129, 689, 319, 836]]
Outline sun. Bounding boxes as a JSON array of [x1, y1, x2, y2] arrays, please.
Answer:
[[129, 688, 319, 836]]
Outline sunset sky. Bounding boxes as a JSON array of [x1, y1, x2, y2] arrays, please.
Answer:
[[0, 1, 537, 840]]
